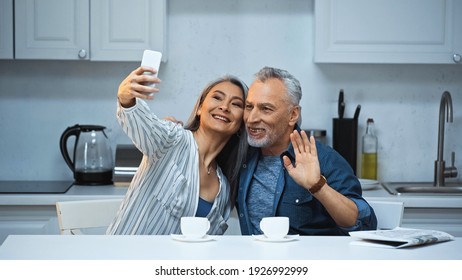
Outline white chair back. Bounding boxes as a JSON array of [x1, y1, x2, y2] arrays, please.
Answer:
[[56, 198, 123, 235], [368, 200, 404, 230]]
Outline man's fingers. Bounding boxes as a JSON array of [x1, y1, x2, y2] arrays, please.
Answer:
[[282, 155, 294, 170], [291, 130, 306, 154], [309, 135, 318, 156]]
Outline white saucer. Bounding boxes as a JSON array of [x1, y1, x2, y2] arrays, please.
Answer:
[[252, 234, 299, 242], [358, 179, 380, 190], [170, 234, 214, 242]]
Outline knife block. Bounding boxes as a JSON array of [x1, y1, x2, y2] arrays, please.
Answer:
[[333, 118, 358, 174]]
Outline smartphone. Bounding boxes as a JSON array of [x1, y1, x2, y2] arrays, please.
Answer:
[[141, 50, 162, 90]]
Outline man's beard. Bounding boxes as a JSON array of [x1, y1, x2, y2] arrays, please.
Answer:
[[246, 125, 279, 148], [247, 134, 272, 148]]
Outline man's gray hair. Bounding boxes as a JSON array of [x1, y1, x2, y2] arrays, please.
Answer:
[[254, 66, 302, 126], [254, 66, 302, 106]]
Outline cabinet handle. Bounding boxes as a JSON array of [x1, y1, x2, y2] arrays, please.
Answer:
[[78, 49, 87, 59], [454, 54, 461, 63]]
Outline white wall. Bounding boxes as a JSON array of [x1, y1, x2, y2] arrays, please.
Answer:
[[0, 0, 461, 183]]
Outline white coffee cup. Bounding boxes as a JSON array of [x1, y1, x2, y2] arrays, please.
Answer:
[[180, 217, 210, 238], [260, 216, 289, 239]]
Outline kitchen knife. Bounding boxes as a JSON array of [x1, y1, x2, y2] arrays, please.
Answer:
[[338, 89, 345, 119], [353, 104, 361, 120]]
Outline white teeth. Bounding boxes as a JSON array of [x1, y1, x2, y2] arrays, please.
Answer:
[[213, 115, 229, 122], [249, 128, 264, 133]]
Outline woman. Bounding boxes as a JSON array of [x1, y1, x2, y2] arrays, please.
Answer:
[[107, 66, 248, 235]]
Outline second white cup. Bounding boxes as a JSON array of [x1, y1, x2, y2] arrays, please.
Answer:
[[260, 216, 289, 239], [180, 217, 210, 238]]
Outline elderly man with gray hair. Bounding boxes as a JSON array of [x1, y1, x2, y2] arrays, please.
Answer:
[[237, 66, 377, 236]]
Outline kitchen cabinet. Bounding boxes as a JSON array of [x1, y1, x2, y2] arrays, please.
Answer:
[[402, 208, 462, 237], [314, 0, 462, 64], [0, 205, 60, 245], [0, 205, 240, 245], [90, 0, 167, 61], [0, 182, 242, 244], [2, 204, 460, 244], [14, 0, 166, 61], [0, 183, 127, 245], [0, 0, 13, 59], [363, 187, 462, 237], [1, 184, 461, 245], [14, 0, 89, 60]]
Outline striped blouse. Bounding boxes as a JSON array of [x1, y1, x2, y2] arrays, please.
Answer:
[[106, 99, 231, 235]]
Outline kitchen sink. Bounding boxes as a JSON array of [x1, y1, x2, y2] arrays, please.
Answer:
[[382, 182, 462, 196]]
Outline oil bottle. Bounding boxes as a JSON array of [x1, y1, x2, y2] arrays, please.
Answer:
[[361, 118, 377, 179]]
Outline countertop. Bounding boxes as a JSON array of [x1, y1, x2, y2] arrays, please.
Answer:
[[0, 181, 461, 208], [0, 183, 127, 205], [360, 185, 462, 208], [1, 234, 461, 260]]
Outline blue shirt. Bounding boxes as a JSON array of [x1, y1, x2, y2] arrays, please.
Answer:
[[246, 155, 281, 234], [237, 127, 377, 236]]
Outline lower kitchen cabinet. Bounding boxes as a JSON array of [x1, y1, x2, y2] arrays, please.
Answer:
[[1, 205, 461, 246], [0, 184, 127, 244], [0, 205, 60, 245], [1, 183, 461, 245], [402, 207, 462, 237]]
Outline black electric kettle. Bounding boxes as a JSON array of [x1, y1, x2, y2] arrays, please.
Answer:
[[60, 124, 114, 185]]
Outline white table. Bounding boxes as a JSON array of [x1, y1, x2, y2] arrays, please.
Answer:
[[0, 235, 460, 260]]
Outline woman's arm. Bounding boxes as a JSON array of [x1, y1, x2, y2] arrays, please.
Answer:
[[116, 67, 182, 158]]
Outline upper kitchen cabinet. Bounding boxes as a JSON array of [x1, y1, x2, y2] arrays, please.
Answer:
[[90, 0, 166, 61], [314, 0, 462, 64], [0, 0, 14, 59], [14, 0, 167, 61], [14, 0, 89, 60]]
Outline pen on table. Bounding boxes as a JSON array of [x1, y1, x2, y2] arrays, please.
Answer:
[[338, 89, 345, 119], [353, 104, 361, 120]]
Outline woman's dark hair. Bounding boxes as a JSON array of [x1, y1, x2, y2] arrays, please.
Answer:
[[184, 75, 248, 203]]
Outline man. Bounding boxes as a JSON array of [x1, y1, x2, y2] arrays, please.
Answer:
[[237, 67, 377, 235]]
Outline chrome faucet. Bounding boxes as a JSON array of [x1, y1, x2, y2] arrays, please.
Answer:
[[434, 91, 458, 186]]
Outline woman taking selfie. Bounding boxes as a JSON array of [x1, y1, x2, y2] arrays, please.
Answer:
[[107, 66, 248, 235]]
